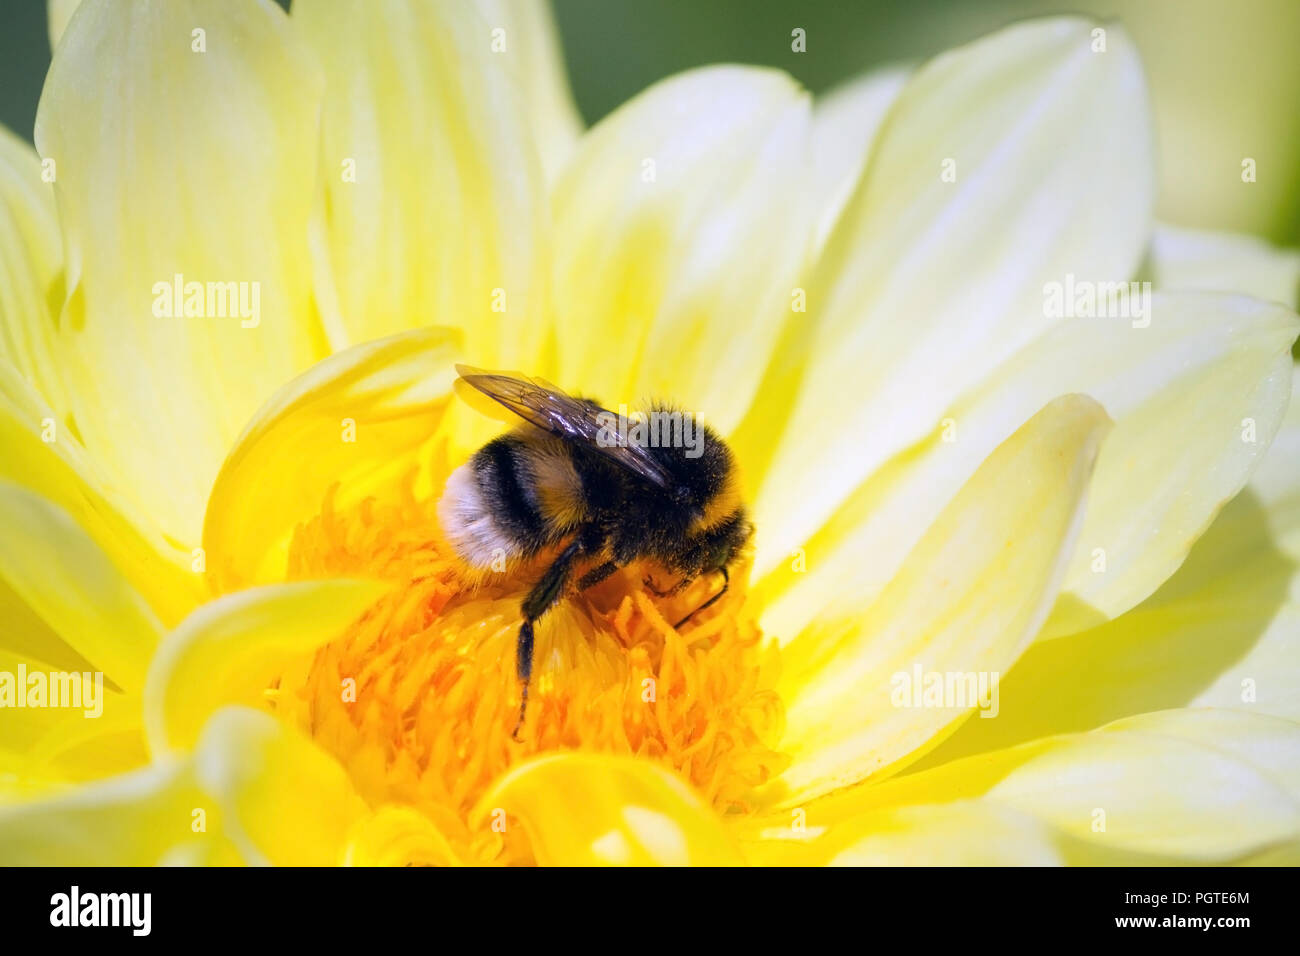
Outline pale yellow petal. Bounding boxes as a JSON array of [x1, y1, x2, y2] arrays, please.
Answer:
[[751, 18, 1152, 577], [912, 552, 1300, 766], [202, 327, 460, 591], [35, 0, 330, 546], [768, 395, 1109, 806], [474, 753, 743, 865], [144, 580, 390, 755], [912, 368, 1300, 766], [0, 125, 68, 416], [551, 66, 813, 436], [46, 0, 81, 50], [760, 294, 1297, 643], [1045, 294, 1295, 633], [1238, 841, 1300, 866], [1248, 365, 1300, 562], [0, 481, 162, 693], [809, 66, 910, 255], [0, 758, 223, 864], [470, 0, 582, 182], [1150, 224, 1300, 310], [192, 707, 368, 866], [983, 710, 1300, 860], [294, 0, 550, 359], [743, 800, 1064, 866], [0, 362, 201, 625], [770, 709, 1300, 863]]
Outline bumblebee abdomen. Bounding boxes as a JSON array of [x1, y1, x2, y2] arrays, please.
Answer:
[[437, 432, 584, 569]]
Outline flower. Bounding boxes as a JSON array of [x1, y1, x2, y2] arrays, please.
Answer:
[[1, 0, 1298, 865]]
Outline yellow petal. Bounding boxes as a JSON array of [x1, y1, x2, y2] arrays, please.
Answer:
[[912, 366, 1300, 765], [1239, 842, 1300, 865], [0, 125, 68, 416], [0, 362, 201, 625], [294, 0, 550, 359], [1045, 294, 1296, 633], [46, 0, 81, 50], [0, 481, 162, 692], [913, 550, 1300, 766], [469, 0, 582, 182], [203, 327, 460, 591], [983, 710, 1300, 860], [751, 17, 1152, 578], [1, 707, 365, 865], [474, 753, 743, 865], [769, 395, 1110, 806], [144, 580, 390, 755], [19, 700, 146, 785], [0, 758, 223, 864], [343, 805, 462, 867], [192, 707, 368, 866], [1151, 224, 1300, 310], [771, 709, 1300, 863], [0, 592, 144, 790], [1, 562, 89, 678], [550, 66, 813, 436], [809, 66, 910, 256], [761, 293, 1297, 642], [1249, 365, 1300, 562], [35, 0, 330, 546], [0, 647, 102, 765], [743, 800, 1064, 866]]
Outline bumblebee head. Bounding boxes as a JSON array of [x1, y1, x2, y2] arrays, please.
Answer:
[[641, 415, 743, 538], [643, 416, 720, 487]]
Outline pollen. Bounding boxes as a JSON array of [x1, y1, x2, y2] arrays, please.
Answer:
[[277, 480, 788, 864]]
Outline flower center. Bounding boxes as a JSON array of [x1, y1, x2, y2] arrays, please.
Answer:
[[279, 481, 787, 863]]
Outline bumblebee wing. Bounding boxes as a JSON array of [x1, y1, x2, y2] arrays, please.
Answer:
[[455, 365, 674, 489]]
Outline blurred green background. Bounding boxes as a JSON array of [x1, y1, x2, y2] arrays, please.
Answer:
[[3, 0, 1297, 242]]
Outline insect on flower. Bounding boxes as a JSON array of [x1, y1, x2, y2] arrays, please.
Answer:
[[438, 365, 752, 738]]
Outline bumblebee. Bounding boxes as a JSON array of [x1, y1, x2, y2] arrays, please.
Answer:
[[438, 365, 752, 739]]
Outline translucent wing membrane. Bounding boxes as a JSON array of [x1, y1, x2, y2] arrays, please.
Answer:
[[455, 365, 674, 488]]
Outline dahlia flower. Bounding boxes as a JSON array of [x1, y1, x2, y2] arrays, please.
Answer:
[[1, 0, 1297, 865]]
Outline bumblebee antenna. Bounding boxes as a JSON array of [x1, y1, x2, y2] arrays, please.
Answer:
[[673, 566, 729, 629]]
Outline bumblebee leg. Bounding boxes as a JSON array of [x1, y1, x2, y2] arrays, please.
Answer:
[[642, 574, 671, 596], [673, 566, 730, 629], [642, 573, 694, 597], [576, 559, 620, 592], [512, 539, 583, 741], [513, 620, 534, 741]]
